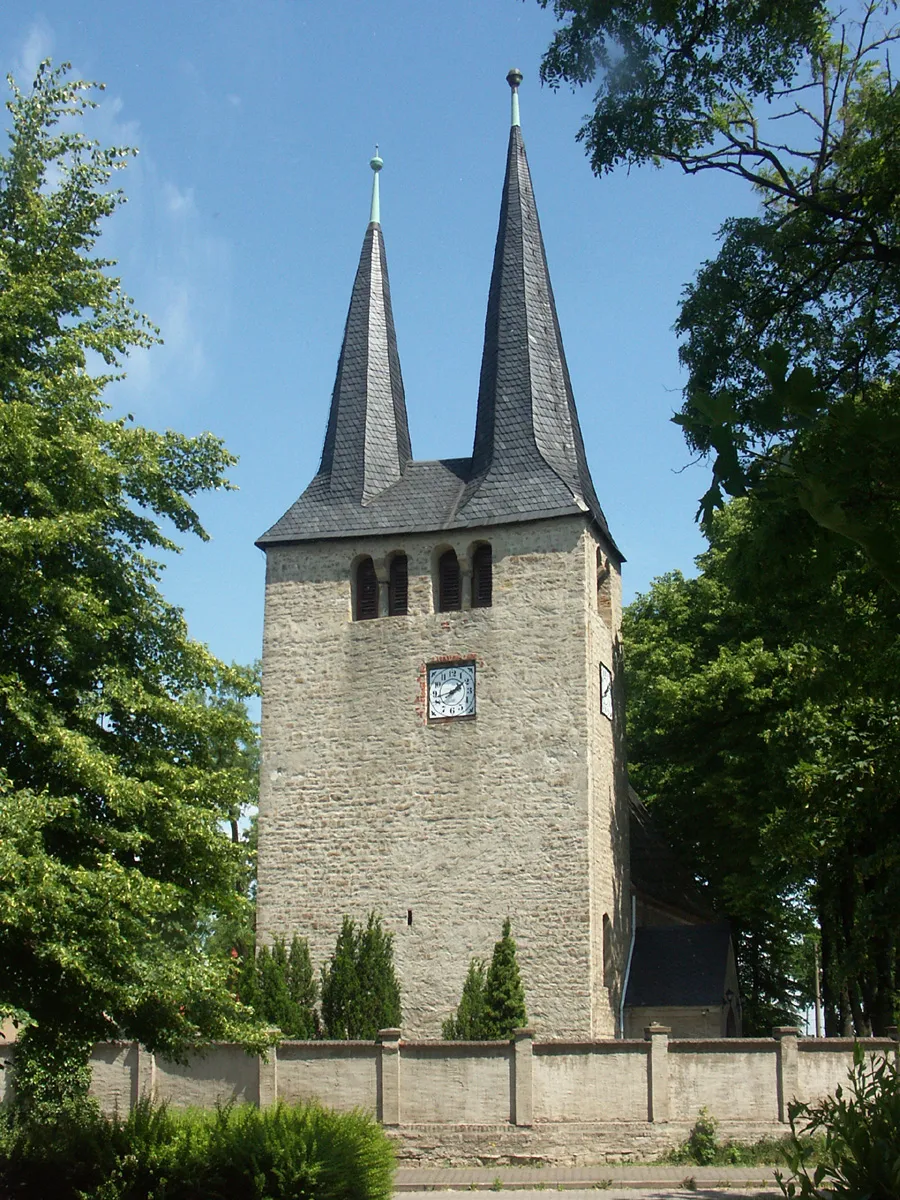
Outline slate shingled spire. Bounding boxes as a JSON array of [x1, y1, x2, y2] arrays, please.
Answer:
[[458, 70, 610, 541], [257, 82, 619, 551], [316, 151, 411, 504]]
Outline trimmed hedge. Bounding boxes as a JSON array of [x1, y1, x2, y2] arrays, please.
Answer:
[[0, 1097, 395, 1200]]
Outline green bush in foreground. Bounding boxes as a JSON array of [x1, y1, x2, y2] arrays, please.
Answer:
[[779, 1045, 900, 1200], [0, 1097, 394, 1200]]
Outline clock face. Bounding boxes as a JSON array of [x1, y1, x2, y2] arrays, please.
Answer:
[[428, 663, 476, 720]]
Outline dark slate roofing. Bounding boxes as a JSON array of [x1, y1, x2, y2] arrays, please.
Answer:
[[257, 94, 621, 555], [458, 121, 612, 548], [319, 221, 411, 504], [625, 923, 733, 1008], [629, 788, 718, 924], [258, 220, 412, 545]]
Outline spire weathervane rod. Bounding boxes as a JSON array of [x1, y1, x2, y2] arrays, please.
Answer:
[[507, 67, 523, 128], [369, 145, 383, 225]]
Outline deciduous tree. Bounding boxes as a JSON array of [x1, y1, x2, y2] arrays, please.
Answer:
[[624, 497, 900, 1033], [0, 62, 267, 1118], [539, 1, 900, 587]]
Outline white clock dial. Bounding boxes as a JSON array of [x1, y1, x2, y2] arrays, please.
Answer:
[[428, 663, 476, 720]]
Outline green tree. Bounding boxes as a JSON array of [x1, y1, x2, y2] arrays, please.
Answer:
[[287, 934, 319, 1039], [441, 959, 487, 1040], [251, 936, 319, 1039], [320, 915, 401, 1039], [0, 62, 268, 1119], [482, 919, 527, 1039], [443, 922, 528, 1040], [624, 496, 900, 1034], [539, 1, 900, 586]]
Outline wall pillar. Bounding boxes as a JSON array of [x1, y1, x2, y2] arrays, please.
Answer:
[[133, 1043, 156, 1109], [645, 1023, 670, 1123], [378, 1028, 402, 1126], [374, 559, 390, 618], [459, 558, 472, 609], [511, 1028, 534, 1126], [774, 1026, 801, 1123], [258, 1047, 278, 1108], [887, 1026, 899, 1064]]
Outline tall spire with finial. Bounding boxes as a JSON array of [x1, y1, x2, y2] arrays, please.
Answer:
[[313, 150, 411, 504], [459, 69, 612, 544]]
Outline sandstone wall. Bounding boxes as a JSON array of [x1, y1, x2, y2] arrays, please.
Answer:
[[1, 1028, 887, 1165], [256, 515, 627, 1038]]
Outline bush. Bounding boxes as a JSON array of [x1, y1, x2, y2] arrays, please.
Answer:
[[779, 1044, 900, 1200], [320, 914, 401, 1039], [442, 959, 488, 1040], [662, 1107, 821, 1167], [443, 919, 527, 1040], [0, 1097, 395, 1200]]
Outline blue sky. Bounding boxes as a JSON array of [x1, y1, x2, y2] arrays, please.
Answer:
[[4, 2, 758, 671]]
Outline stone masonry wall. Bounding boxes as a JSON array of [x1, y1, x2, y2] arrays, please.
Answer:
[[256, 514, 628, 1038], [3, 1029, 893, 1166]]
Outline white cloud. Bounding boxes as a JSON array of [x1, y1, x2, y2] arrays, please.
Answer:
[[162, 182, 196, 217], [7, 24, 231, 424], [14, 19, 53, 84]]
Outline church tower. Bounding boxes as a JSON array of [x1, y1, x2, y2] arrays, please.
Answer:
[[256, 74, 631, 1039]]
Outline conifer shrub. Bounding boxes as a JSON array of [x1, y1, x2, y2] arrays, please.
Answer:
[[482, 918, 527, 1038], [320, 914, 401, 1039], [442, 959, 487, 1040], [443, 919, 527, 1040], [0, 1097, 395, 1200], [235, 935, 320, 1039]]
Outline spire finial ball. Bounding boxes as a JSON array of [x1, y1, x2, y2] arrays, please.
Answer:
[[507, 67, 523, 89], [370, 147, 383, 172]]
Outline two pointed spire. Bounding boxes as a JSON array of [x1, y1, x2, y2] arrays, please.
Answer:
[[259, 72, 614, 551]]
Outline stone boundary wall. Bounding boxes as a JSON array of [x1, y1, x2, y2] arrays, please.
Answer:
[[2, 1024, 897, 1164]]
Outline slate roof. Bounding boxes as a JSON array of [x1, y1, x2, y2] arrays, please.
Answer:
[[629, 788, 718, 924], [625, 923, 733, 1008], [258, 106, 620, 556]]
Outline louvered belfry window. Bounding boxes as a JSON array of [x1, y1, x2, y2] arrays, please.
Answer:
[[355, 557, 378, 620], [438, 550, 462, 612], [388, 553, 408, 616], [472, 543, 493, 608]]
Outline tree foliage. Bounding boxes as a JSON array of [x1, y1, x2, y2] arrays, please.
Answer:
[[443, 920, 527, 1040], [319, 915, 401, 1040], [624, 496, 900, 1034], [442, 959, 487, 1040], [539, 1, 900, 586], [781, 1044, 900, 1198], [0, 62, 268, 1116], [235, 937, 319, 1040]]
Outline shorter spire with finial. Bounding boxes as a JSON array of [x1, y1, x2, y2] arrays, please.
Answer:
[[507, 67, 523, 127], [369, 146, 383, 225]]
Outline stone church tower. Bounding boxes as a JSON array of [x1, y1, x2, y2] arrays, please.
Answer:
[[256, 72, 632, 1039]]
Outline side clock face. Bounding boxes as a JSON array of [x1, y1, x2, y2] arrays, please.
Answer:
[[428, 663, 476, 720], [600, 663, 613, 720]]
